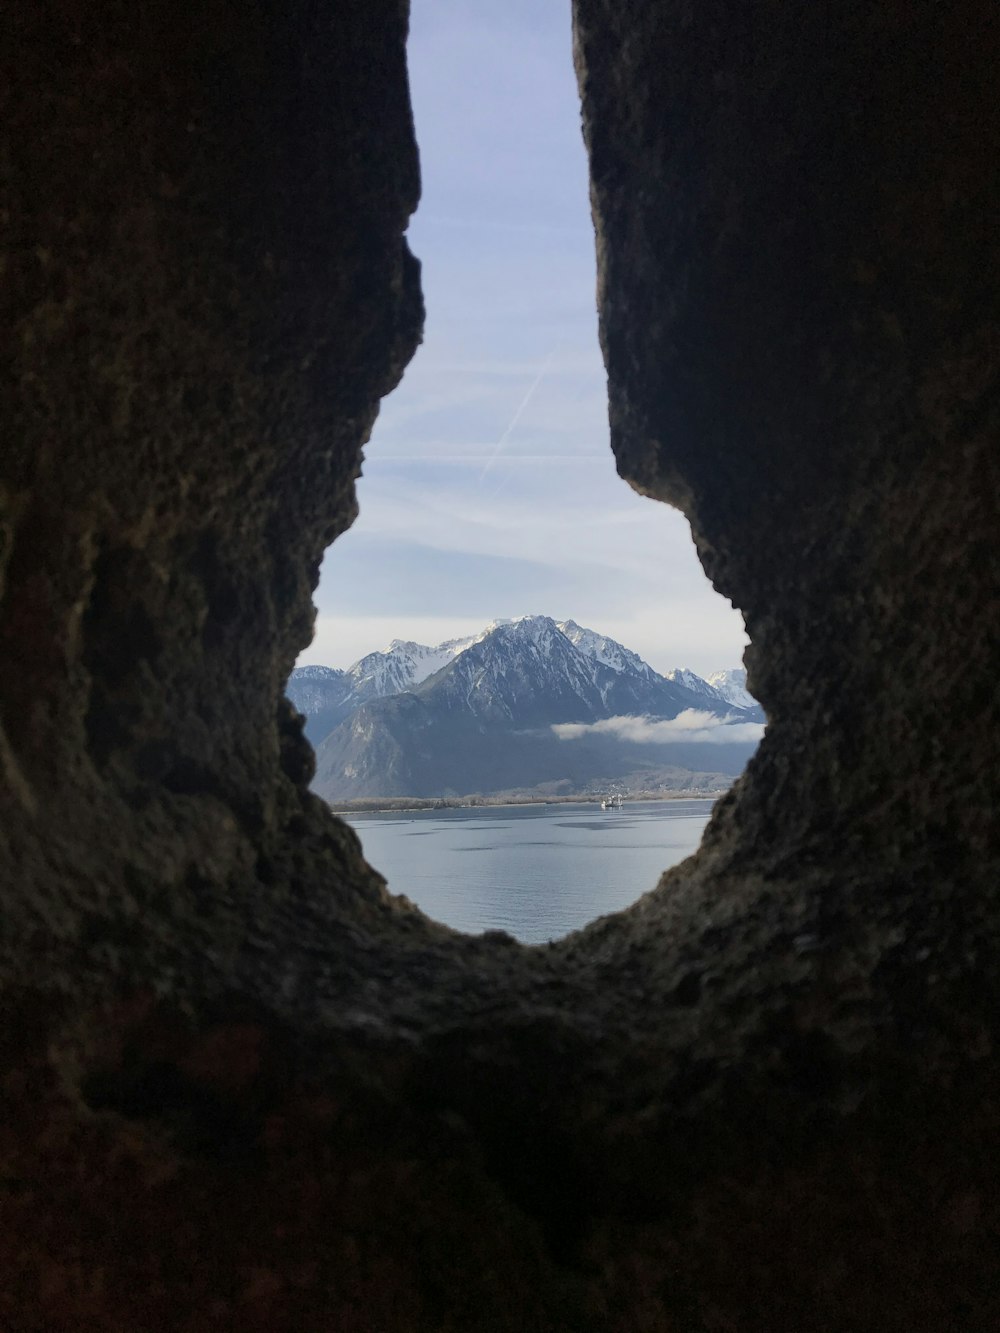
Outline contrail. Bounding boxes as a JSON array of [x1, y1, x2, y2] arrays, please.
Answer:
[[479, 347, 557, 480]]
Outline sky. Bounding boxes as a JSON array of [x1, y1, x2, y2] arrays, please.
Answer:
[[299, 0, 748, 679]]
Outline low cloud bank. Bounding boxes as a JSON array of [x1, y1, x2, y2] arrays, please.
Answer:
[[551, 710, 765, 746]]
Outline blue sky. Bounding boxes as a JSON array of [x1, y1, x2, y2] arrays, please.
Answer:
[[300, 0, 748, 678]]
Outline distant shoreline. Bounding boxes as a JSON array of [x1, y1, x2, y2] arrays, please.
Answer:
[[328, 791, 723, 816]]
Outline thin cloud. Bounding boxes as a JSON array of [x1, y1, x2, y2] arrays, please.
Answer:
[[552, 711, 765, 745], [480, 347, 558, 478], [303, 0, 751, 680]]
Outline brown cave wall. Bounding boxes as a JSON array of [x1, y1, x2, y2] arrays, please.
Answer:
[[2, 0, 422, 986], [2, 0, 1000, 1329], [574, 0, 1000, 875]]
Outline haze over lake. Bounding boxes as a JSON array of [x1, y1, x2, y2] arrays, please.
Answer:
[[345, 799, 714, 944]]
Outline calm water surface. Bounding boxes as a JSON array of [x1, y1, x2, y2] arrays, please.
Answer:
[[345, 799, 714, 945]]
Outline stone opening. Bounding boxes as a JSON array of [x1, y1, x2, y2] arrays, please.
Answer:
[[292, 4, 761, 942], [3, 0, 998, 1327]]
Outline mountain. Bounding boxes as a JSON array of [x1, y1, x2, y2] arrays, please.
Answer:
[[290, 616, 764, 802], [349, 633, 479, 698], [707, 668, 758, 712], [287, 665, 352, 747], [287, 633, 478, 745], [392, 616, 715, 727], [664, 666, 723, 703], [557, 619, 661, 680]]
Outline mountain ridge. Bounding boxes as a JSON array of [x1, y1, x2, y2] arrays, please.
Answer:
[[290, 615, 759, 739], [288, 616, 763, 800]]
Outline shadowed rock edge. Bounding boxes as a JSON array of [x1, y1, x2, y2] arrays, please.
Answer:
[[2, 0, 998, 1328]]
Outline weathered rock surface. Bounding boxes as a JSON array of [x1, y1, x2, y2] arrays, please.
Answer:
[[2, 0, 998, 1328]]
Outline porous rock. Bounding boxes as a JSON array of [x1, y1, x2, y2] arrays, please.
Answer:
[[2, 0, 998, 1327]]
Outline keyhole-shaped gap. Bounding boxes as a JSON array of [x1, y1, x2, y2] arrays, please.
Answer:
[[288, 1, 763, 943]]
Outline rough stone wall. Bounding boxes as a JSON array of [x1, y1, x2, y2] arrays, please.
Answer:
[[576, 0, 1000, 866], [2, 0, 424, 996], [2, 1, 998, 1329]]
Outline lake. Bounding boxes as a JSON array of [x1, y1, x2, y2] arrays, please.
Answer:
[[344, 798, 714, 945]]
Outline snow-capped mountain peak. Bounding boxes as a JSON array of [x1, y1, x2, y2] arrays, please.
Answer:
[[292, 664, 346, 681], [344, 634, 487, 699], [287, 616, 761, 752], [413, 614, 609, 725], [707, 668, 756, 712], [556, 619, 656, 679], [664, 667, 716, 695]]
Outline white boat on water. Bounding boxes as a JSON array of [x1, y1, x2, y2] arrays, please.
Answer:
[[600, 793, 625, 810]]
